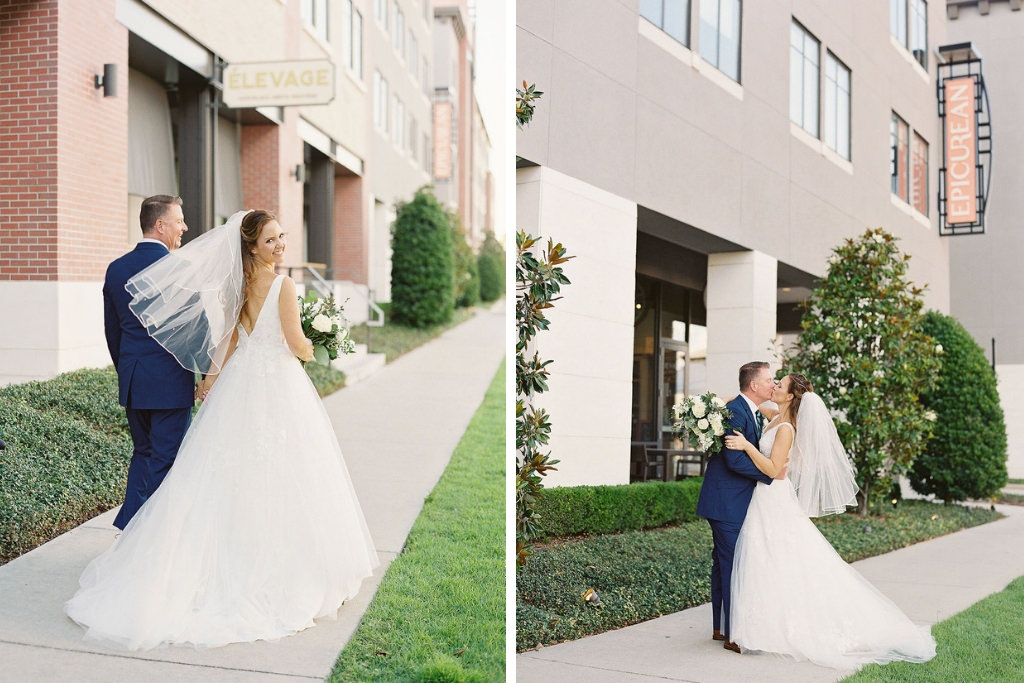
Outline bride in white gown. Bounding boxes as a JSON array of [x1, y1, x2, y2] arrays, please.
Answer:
[[65, 210, 378, 650], [723, 373, 936, 670]]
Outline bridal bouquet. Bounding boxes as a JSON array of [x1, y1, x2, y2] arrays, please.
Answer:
[[298, 293, 356, 365], [672, 392, 732, 454]]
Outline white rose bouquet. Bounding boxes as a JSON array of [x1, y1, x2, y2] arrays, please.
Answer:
[[672, 392, 732, 454], [298, 292, 356, 365]]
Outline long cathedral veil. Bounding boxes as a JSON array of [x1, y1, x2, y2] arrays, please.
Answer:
[[125, 210, 250, 375], [789, 392, 859, 517]]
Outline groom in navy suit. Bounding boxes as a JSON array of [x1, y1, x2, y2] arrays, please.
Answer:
[[104, 195, 195, 530], [696, 361, 777, 652]]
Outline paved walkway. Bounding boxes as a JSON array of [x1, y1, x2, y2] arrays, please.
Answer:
[[0, 300, 505, 682], [517, 496, 1024, 682]]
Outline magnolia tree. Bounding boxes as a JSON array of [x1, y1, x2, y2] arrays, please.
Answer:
[[784, 228, 940, 515]]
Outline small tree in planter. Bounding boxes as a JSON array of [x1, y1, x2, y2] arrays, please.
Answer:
[[908, 311, 1007, 502], [785, 227, 940, 515]]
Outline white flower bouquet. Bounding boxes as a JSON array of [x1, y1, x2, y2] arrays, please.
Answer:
[[672, 392, 732, 454], [298, 293, 355, 365]]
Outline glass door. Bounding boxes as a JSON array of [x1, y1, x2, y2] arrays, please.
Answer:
[[657, 339, 689, 449]]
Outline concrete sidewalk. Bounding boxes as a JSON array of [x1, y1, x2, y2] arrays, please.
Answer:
[[517, 500, 1024, 682], [0, 300, 505, 682]]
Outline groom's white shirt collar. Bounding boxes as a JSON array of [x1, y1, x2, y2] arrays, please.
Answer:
[[139, 238, 166, 248], [740, 393, 760, 421]]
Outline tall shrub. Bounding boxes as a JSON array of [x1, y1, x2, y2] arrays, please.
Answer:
[[908, 311, 1007, 502], [449, 210, 481, 308], [478, 230, 505, 302], [390, 187, 454, 327], [785, 228, 940, 514]]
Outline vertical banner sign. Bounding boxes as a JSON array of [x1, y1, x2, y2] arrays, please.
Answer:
[[936, 44, 991, 237], [944, 77, 978, 225]]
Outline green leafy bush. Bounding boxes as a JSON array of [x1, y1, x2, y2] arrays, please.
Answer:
[[391, 187, 454, 328], [2, 367, 128, 437], [784, 228, 940, 514], [0, 394, 131, 563], [304, 361, 346, 397], [908, 311, 1007, 502], [450, 213, 481, 309], [477, 230, 505, 302], [533, 479, 702, 539]]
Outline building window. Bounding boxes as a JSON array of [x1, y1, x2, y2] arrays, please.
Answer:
[[394, 6, 405, 56], [375, 0, 388, 28], [639, 0, 689, 47], [409, 33, 419, 79], [890, 113, 909, 202], [374, 71, 389, 132], [909, 0, 927, 69], [342, 1, 363, 78], [393, 96, 405, 148], [301, 0, 329, 42], [823, 52, 850, 159], [891, 0, 927, 69], [699, 0, 741, 82], [911, 132, 928, 215], [789, 20, 819, 137]]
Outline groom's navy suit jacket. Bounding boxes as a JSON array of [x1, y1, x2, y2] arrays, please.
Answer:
[[104, 242, 195, 409], [696, 395, 774, 524]]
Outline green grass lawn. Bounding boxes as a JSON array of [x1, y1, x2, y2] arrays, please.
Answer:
[[843, 574, 1024, 682], [351, 305, 477, 362], [517, 501, 1000, 651], [329, 360, 505, 683]]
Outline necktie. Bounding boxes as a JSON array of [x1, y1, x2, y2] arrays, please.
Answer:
[[755, 410, 764, 439]]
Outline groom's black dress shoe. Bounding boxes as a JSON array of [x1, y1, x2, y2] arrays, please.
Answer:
[[723, 639, 741, 653], [712, 630, 726, 641]]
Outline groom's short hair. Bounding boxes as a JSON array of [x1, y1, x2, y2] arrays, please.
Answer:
[[140, 195, 183, 234], [739, 361, 769, 391]]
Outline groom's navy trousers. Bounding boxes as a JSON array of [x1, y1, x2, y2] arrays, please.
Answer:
[[104, 242, 197, 530], [696, 395, 773, 639]]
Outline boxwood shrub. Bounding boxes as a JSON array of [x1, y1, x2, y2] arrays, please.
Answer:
[[390, 187, 454, 328], [910, 311, 1008, 502], [533, 479, 703, 540]]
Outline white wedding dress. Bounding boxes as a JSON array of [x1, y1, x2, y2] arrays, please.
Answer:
[[730, 422, 936, 669], [66, 275, 379, 650]]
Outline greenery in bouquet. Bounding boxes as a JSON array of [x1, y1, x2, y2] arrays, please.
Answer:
[[673, 392, 732, 454], [298, 292, 355, 366]]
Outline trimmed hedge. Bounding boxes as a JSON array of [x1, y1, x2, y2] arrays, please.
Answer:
[[533, 479, 703, 539], [477, 230, 505, 303], [3, 367, 129, 437]]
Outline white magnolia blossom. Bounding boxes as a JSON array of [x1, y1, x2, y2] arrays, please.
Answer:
[[691, 401, 707, 419], [311, 314, 334, 333], [935, 344, 944, 354]]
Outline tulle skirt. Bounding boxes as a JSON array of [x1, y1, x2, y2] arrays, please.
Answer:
[[731, 479, 936, 670], [65, 341, 378, 650]]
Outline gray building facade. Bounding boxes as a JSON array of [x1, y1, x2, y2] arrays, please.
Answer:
[[517, 0, 952, 486]]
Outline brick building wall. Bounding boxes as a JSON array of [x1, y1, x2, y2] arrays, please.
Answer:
[[333, 173, 365, 283], [56, 0, 127, 281], [1, 0, 60, 282]]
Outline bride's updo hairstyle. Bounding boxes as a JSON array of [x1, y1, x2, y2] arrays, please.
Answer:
[[787, 373, 814, 425], [239, 210, 278, 283]]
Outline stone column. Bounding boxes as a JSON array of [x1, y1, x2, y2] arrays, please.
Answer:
[[706, 251, 778, 396]]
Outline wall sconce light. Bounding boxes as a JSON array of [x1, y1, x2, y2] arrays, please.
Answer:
[[94, 63, 117, 97], [290, 164, 307, 183]]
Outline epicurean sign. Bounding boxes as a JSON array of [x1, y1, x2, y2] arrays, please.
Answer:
[[943, 76, 977, 225], [222, 60, 335, 108]]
